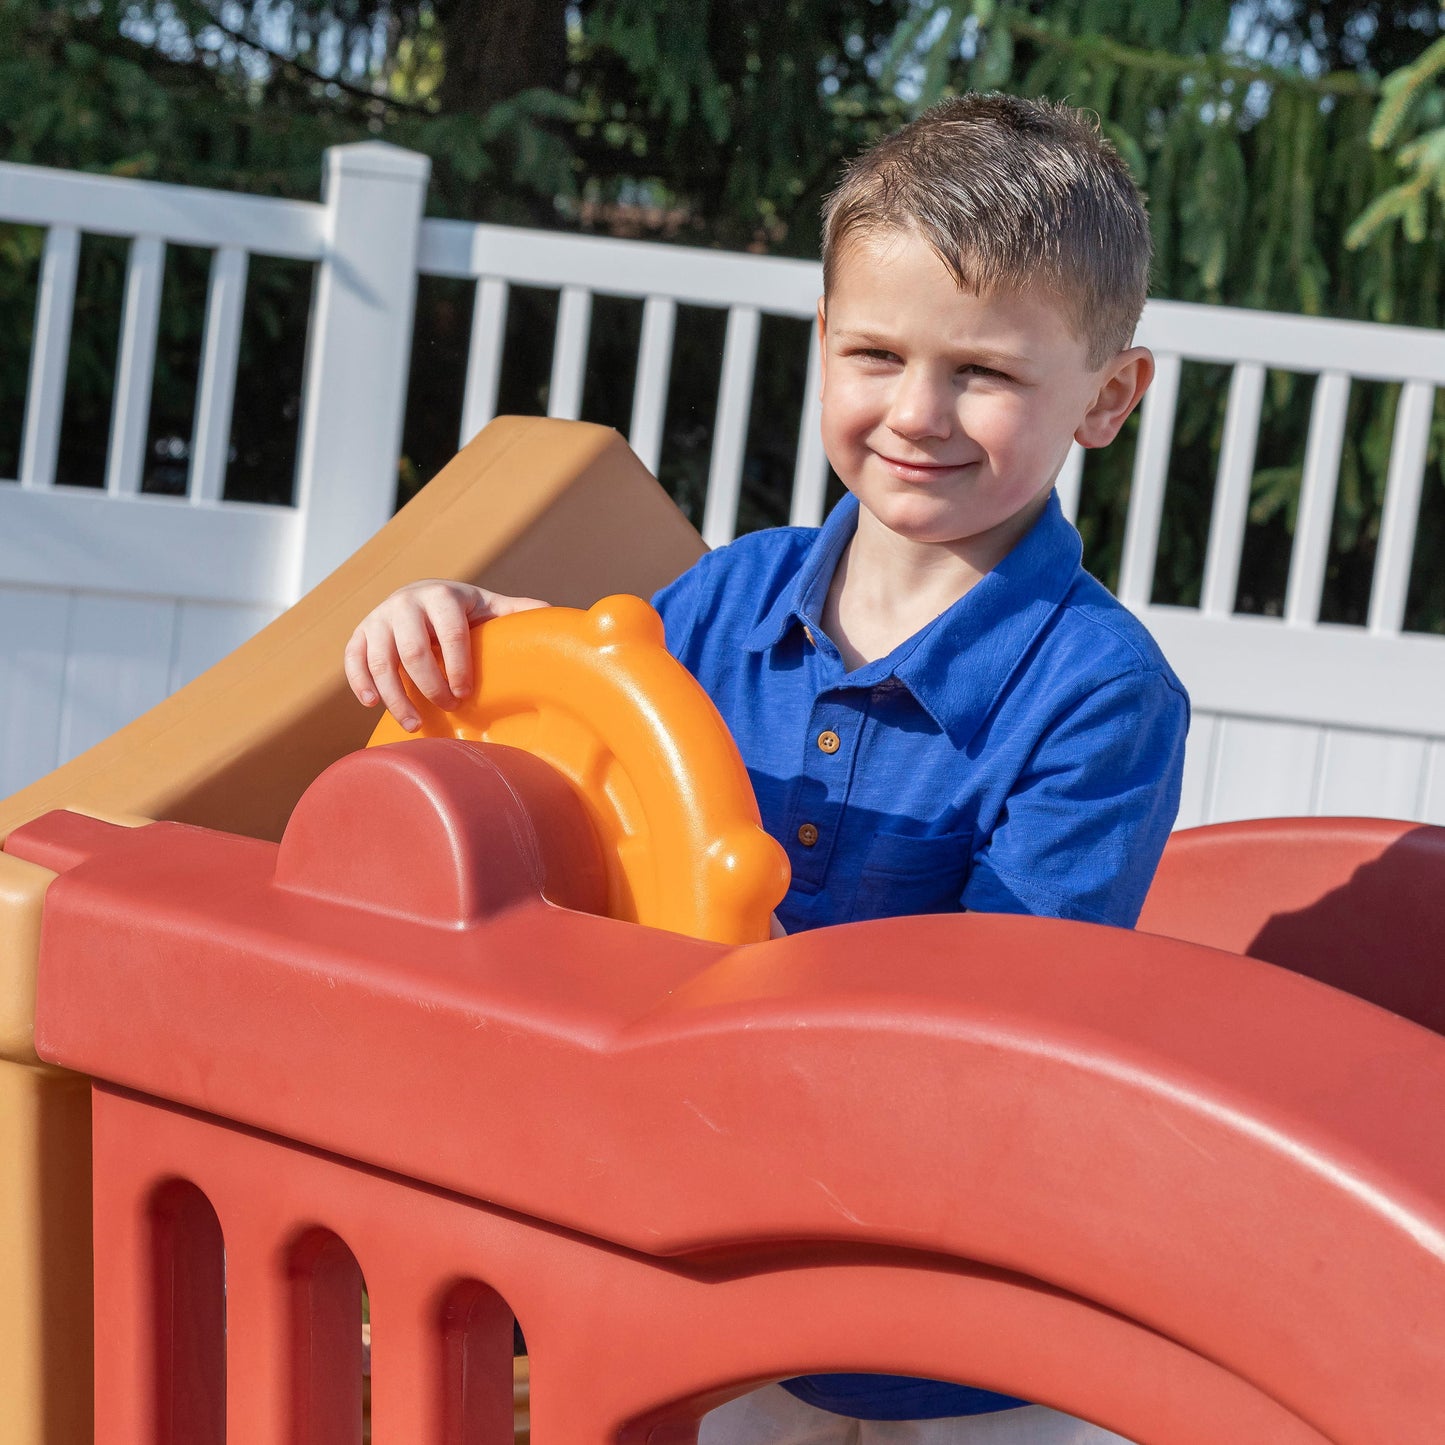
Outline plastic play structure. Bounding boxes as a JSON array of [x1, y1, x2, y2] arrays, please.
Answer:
[[364, 593, 790, 945], [1, 417, 1443, 1445]]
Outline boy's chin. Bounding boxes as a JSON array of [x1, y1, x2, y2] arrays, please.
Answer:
[[855, 489, 1050, 554], [857, 494, 997, 547]]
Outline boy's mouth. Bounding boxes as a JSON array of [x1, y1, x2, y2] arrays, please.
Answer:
[[875, 453, 973, 481]]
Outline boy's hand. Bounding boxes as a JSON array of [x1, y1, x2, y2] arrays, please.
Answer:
[[344, 581, 549, 731]]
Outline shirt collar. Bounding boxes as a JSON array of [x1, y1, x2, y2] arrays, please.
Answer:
[[744, 492, 861, 654], [744, 490, 1083, 749]]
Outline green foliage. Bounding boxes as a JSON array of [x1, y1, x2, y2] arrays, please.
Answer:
[[567, 1, 919, 253], [0, 0, 578, 494], [4, 0, 1445, 628], [1346, 33, 1445, 250]]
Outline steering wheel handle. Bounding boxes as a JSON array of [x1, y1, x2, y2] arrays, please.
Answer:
[[367, 595, 789, 945]]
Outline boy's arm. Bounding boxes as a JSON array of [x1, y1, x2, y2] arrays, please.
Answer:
[[962, 671, 1188, 929]]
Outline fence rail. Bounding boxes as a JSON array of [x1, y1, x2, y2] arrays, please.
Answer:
[[3, 144, 1445, 826]]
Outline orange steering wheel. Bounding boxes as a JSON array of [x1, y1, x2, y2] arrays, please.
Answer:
[[367, 595, 789, 945]]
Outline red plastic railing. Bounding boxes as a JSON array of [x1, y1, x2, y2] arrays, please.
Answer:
[[1141, 813, 1445, 1034], [10, 741, 1445, 1444]]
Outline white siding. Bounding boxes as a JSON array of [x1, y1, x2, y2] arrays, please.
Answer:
[[0, 588, 71, 795], [56, 594, 178, 762], [1203, 717, 1324, 825], [1422, 745, 1445, 826], [1313, 729, 1430, 819], [171, 601, 281, 692], [1173, 712, 1218, 832]]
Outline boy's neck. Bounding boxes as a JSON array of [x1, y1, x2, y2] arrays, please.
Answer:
[[820, 490, 1050, 671]]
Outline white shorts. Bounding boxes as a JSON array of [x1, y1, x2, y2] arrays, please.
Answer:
[[699, 1384, 1138, 1445]]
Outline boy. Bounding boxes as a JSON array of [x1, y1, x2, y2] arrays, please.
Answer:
[[346, 94, 1186, 1442]]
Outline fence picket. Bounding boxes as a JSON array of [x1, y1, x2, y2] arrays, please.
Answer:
[[789, 324, 830, 528], [1116, 352, 1181, 609], [292, 142, 431, 594], [701, 305, 761, 547], [1200, 362, 1265, 618], [1284, 370, 1350, 626], [1054, 443, 1084, 525], [459, 278, 509, 446], [1368, 380, 1435, 636], [189, 247, 248, 505], [17, 225, 80, 491], [547, 285, 592, 421], [628, 296, 676, 475], [105, 235, 165, 497]]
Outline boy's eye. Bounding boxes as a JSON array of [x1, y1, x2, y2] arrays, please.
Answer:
[[961, 363, 1009, 380]]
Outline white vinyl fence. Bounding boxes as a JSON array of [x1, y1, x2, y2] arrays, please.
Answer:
[[0, 143, 430, 792], [3, 142, 1445, 829]]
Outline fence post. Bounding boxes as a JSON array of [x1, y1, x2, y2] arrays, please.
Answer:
[[292, 142, 431, 597]]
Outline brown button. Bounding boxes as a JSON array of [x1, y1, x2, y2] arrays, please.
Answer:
[[797, 823, 819, 847], [817, 730, 840, 754]]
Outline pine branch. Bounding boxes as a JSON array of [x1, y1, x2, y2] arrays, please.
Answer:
[[174, 0, 439, 118], [1005, 16, 1380, 98], [1348, 33, 1445, 249], [1368, 34, 1445, 148]]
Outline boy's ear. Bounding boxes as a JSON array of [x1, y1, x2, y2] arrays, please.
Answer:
[[1075, 347, 1154, 449], [815, 298, 827, 395]]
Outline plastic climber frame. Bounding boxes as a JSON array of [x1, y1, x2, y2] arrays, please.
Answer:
[[0, 418, 1442, 1445]]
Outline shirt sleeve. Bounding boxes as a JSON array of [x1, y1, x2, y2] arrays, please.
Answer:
[[962, 670, 1189, 928]]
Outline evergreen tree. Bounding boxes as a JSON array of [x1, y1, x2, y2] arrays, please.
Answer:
[[3, 0, 1443, 625]]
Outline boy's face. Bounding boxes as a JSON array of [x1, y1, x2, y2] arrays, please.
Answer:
[[818, 228, 1149, 560]]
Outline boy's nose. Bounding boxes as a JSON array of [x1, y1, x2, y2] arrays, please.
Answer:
[[885, 371, 952, 441]]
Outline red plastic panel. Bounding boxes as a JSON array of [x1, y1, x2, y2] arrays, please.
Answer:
[[22, 746, 1445, 1442], [91, 1087, 1327, 1445], [1142, 817, 1445, 1033], [4, 810, 137, 876]]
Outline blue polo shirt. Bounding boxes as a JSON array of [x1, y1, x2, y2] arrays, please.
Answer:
[[652, 489, 1188, 1422]]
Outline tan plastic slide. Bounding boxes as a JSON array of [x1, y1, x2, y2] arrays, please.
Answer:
[[0, 418, 706, 1444]]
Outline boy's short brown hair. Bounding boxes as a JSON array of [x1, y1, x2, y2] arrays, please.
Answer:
[[822, 93, 1151, 368]]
